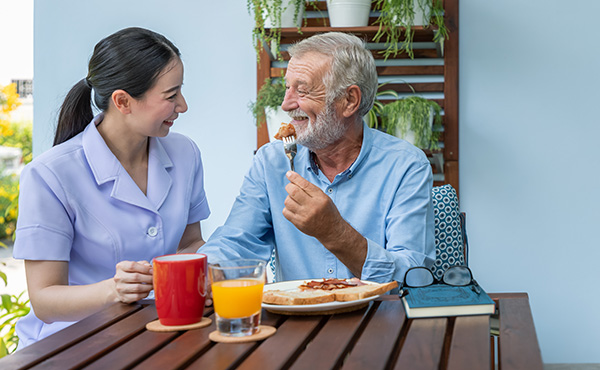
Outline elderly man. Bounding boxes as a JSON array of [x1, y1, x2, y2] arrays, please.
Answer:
[[199, 32, 434, 283]]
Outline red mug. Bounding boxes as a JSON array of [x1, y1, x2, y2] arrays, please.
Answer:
[[153, 253, 207, 326]]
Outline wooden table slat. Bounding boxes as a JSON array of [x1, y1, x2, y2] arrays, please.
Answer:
[[185, 309, 286, 370], [30, 305, 157, 369], [289, 304, 373, 370], [446, 315, 491, 370], [237, 315, 325, 370], [84, 329, 180, 370], [0, 302, 143, 370], [132, 316, 217, 370], [394, 317, 448, 369], [344, 301, 407, 370], [498, 297, 543, 370]]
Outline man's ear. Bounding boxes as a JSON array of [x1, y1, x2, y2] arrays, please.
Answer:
[[342, 85, 361, 118], [111, 89, 133, 114]]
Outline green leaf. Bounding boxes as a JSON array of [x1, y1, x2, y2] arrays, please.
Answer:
[[0, 271, 6, 287], [0, 339, 8, 358]]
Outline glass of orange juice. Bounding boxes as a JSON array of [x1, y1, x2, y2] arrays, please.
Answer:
[[208, 259, 266, 336]]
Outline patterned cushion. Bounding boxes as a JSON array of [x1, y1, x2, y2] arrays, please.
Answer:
[[431, 184, 466, 279]]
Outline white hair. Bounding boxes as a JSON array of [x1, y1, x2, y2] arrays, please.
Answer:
[[288, 32, 378, 118]]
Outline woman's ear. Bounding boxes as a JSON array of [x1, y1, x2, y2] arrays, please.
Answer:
[[111, 89, 133, 114], [342, 85, 361, 118]]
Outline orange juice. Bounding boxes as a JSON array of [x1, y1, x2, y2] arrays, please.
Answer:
[[211, 279, 264, 319]]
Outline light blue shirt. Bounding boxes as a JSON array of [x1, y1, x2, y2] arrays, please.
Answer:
[[199, 124, 434, 283], [13, 114, 210, 348]]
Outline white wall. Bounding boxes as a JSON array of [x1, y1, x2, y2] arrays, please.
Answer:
[[34, 0, 599, 364], [460, 0, 600, 364]]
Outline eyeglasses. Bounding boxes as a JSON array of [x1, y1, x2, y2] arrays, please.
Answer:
[[399, 265, 481, 297]]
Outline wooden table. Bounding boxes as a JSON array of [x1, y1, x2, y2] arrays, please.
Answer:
[[0, 293, 542, 370]]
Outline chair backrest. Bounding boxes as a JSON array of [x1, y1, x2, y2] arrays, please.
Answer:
[[430, 184, 468, 279]]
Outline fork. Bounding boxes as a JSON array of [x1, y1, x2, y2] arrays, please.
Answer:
[[282, 136, 297, 172]]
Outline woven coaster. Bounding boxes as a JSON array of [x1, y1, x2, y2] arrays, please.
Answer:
[[208, 325, 276, 343], [146, 317, 212, 332]]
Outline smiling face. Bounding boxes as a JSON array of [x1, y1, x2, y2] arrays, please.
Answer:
[[129, 58, 188, 137], [282, 52, 347, 150]]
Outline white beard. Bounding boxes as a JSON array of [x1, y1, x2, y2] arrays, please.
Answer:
[[290, 104, 346, 151]]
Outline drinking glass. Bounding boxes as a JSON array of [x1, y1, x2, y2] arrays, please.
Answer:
[[208, 259, 266, 336]]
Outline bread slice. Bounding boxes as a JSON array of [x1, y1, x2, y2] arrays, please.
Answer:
[[333, 281, 398, 302], [263, 289, 335, 305]]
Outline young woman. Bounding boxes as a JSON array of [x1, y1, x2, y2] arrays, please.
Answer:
[[13, 27, 210, 348]]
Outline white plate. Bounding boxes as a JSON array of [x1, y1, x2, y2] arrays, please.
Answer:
[[262, 279, 379, 313]]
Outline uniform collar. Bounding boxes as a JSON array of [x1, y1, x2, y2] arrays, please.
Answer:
[[82, 113, 173, 212]]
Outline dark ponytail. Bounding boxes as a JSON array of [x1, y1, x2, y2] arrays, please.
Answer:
[[54, 79, 93, 146], [53, 27, 181, 145]]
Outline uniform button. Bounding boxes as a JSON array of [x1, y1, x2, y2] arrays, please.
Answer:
[[327, 188, 333, 193], [328, 268, 334, 274], [147, 227, 158, 237], [348, 174, 353, 179]]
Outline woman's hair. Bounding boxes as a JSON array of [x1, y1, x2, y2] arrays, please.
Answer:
[[287, 32, 378, 118], [54, 27, 181, 146]]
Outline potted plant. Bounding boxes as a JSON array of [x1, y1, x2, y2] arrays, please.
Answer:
[[248, 0, 307, 61], [249, 77, 288, 142], [373, 0, 449, 59], [380, 95, 442, 149], [327, 0, 373, 27]]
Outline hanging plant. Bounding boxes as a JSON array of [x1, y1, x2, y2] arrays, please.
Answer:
[[381, 95, 442, 149], [373, 0, 448, 59], [247, 0, 306, 62], [249, 77, 286, 125]]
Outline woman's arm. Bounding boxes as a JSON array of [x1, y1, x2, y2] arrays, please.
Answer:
[[25, 259, 153, 323], [177, 222, 205, 254]]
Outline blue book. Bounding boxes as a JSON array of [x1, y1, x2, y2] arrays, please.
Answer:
[[401, 284, 495, 318]]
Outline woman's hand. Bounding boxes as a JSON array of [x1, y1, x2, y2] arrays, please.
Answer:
[[112, 260, 154, 304]]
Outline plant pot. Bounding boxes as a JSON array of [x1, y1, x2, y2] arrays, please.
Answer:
[[327, 0, 372, 27], [265, 107, 290, 142], [394, 106, 435, 149], [264, 0, 305, 28]]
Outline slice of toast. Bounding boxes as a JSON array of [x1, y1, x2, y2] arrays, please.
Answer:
[[333, 281, 398, 302], [262, 289, 335, 305]]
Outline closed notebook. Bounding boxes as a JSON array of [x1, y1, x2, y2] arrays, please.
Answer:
[[401, 284, 495, 319]]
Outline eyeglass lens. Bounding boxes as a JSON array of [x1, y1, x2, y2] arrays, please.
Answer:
[[404, 265, 473, 288], [442, 266, 472, 286], [405, 267, 434, 287]]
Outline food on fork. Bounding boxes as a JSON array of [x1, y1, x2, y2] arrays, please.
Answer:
[[274, 122, 296, 140], [263, 279, 398, 305]]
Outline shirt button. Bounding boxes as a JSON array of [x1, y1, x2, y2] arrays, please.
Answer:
[[348, 174, 353, 179], [327, 188, 333, 193], [328, 268, 334, 274], [147, 227, 158, 237]]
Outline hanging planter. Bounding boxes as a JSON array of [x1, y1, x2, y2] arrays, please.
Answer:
[[327, 0, 372, 27], [249, 78, 288, 142], [380, 96, 442, 149], [248, 0, 306, 61], [373, 0, 449, 59]]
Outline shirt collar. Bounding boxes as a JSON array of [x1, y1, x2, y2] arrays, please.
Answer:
[[301, 122, 373, 178]]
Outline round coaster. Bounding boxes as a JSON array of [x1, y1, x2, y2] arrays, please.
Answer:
[[209, 325, 276, 343], [146, 317, 212, 332]]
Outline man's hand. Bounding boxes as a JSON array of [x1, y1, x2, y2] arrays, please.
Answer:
[[283, 171, 345, 244], [283, 171, 368, 277]]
